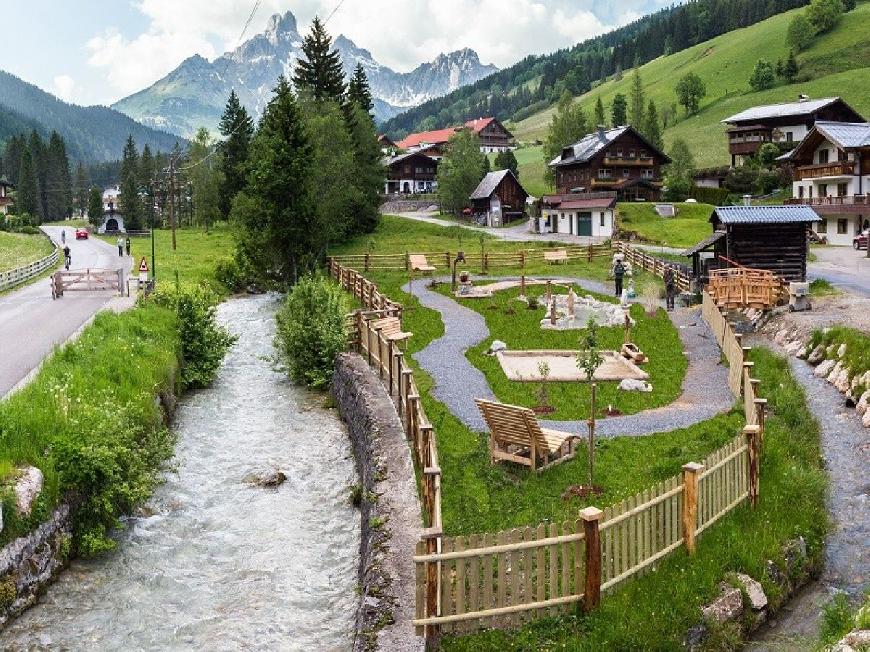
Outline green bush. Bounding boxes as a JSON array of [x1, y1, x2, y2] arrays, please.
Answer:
[[151, 284, 237, 390], [275, 275, 349, 389]]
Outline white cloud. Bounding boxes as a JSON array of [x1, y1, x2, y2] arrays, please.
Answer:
[[51, 75, 77, 102]]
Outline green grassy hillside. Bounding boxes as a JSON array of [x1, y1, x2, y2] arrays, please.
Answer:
[[510, 2, 870, 172]]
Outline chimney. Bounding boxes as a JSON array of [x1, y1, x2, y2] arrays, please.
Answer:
[[743, 194, 752, 207], [597, 125, 607, 138]]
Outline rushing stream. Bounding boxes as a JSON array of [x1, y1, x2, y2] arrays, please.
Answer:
[[1, 294, 360, 651]]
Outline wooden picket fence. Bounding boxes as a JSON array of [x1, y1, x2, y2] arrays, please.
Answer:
[[326, 257, 766, 644], [616, 242, 692, 292]]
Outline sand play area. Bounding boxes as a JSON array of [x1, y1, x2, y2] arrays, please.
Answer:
[[496, 350, 649, 382]]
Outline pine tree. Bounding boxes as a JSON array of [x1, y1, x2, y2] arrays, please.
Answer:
[[611, 93, 628, 126], [232, 76, 316, 284], [87, 187, 103, 228], [139, 144, 156, 227], [629, 68, 645, 129], [28, 131, 46, 220], [782, 51, 799, 83], [437, 130, 487, 215], [643, 100, 663, 151], [3, 135, 25, 186], [17, 145, 40, 220], [293, 16, 346, 103], [594, 97, 606, 127], [494, 149, 519, 175], [119, 135, 142, 230], [543, 91, 589, 187], [219, 90, 255, 217], [481, 153, 491, 178], [345, 102, 384, 235], [74, 161, 90, 217], [188, 128, 223, 232], [347, 64, 374, 115], [46, 132, 72, 220]]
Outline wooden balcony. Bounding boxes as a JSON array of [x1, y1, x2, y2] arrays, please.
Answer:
[[784, 195, 869, 214], [602, 156, 654, 166], [794, 161, 854, 180]]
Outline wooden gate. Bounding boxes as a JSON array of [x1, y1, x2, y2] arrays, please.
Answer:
[[51, 269, 124, 299]]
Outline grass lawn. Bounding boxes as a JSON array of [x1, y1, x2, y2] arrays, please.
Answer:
[[441, 348, 828, 650], [0, 231, 54, 272], [442, 283, 686, 420], [617, 202, 714, 248], [487, 145, 551, 199], [41, 218, 89, 227], [100, 222, 234, 294]]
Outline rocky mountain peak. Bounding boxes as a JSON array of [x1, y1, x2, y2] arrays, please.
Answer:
[[265, 10, 298, 37]]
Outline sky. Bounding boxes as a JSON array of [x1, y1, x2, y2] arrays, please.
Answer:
[[3, 0, 673, 107]]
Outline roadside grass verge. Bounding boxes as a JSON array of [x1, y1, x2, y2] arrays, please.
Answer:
[[41, 219, 89, 227], [441, 347, 828, 650], [616, 202, 715, 248], [809, 278, 840, 297], [441, 283, 686, 420], [0, 303, 181, 554], [0, 231, 54, 272]]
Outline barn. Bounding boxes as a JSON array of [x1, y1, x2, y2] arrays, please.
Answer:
[[469, 169, 528, 227]]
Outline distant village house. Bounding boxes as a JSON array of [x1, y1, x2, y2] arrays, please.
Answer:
[[383, 151, 438, 195], [539, 191, 617, 238], [394, 117, 516, 156], [97, 186, 126, 233], [469, 169, 528, 227], [548, 126, 669, 202], [0, 177, 13, 216]]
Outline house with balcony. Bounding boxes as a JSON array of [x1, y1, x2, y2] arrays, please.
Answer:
[[548, 126, 669, 202], [783, 121, 870, 246], [383, 151, 438, 195], [464, 117, 516, 153], [395, 117, 516, 157], [0, 176, 13, 215], [722, 96, 864, 167]]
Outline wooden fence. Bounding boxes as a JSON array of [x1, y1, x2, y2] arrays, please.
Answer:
[[327, 257, 765, 643], [0, 242, 59, 292], [616, 242, 692, 292], [708, 267, 784, 310]]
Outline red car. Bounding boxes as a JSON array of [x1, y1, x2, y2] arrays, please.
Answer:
[[75, 228, 89, 240], [854, 229, 868, 250]]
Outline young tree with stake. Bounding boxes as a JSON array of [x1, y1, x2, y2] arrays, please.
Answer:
[[577, 317, 604, 490]]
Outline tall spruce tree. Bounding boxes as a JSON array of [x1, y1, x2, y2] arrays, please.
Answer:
[[345, 102, 384, 235], [611, 93, 628, 126], [46, 132, 72, 220], [347, 64, 374, 115], [139, 144, 156, 227], [119, 135, 142, 230], [87, 187, 103, 228], [232, 76, 316, 284], [543, 91, 589, 186], [188, 128, 223, 232], [17, 145, 40, 220], [28, 131, 46, 220], [74, 161, 90, 217], [494, 149, 519, 174], [594, 97, 607, 127], [219, 90, 255, 217], [292, 16, 346, 102], [643, 100, 663, 151], [629, 68, 645, 129], [3, 135, 25, 186]]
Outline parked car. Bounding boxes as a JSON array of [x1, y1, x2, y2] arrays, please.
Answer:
[[854, 229, 868, 250], [75, 228, 89, 240]]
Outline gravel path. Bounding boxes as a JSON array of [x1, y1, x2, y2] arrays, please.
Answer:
[[408, 276, 732, 437]]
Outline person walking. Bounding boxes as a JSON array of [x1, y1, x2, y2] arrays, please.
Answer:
[[613, 259, 625, 297], [61, 229, 66, 244], [62, 244, 71, 270], [125, 237, 131, 256], [664, 265, 676, 311], [117, 236, 124, 257]]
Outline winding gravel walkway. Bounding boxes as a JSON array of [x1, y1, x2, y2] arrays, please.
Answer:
[[407, 276, 732, 437]]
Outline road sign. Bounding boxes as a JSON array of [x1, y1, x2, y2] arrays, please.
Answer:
[[139, 257, 149, 273]]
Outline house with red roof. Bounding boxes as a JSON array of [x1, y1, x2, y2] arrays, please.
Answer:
[[394, 117, 516, 157], [539, 192, 618, 238]]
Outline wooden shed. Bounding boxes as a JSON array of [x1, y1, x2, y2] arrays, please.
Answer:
[[684, 205, 820, 282], [469, 169, 529, 227]]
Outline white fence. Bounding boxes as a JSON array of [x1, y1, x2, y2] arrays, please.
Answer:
[[0, 236, 59, 292]]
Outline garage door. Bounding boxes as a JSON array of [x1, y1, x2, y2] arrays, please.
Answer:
[[578, 212, 592, 236]]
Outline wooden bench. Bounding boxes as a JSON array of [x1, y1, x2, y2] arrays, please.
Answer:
[[475, 398, 578, 472], [372, 316, 412, 343], [543, 249, 568, 264], [409, 254, 436, 274]]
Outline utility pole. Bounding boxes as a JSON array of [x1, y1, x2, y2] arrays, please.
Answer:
[[168, 156, 179, 286]]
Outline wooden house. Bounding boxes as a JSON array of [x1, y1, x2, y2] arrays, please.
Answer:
[[469, 169, 528, 226], [464, 117, 516, 153], [395, 127, 459, 160], [383, 151, 438, 195], [722, 96, 864, 166], [682, 205, 820, 282], [782, 120, 870, 246], [378, 134, 397, 156], [548, 126, 669, 201], [395, 117, 515, 157], [0, 176, 13, 215]]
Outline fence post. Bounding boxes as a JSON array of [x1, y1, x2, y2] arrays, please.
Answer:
[[744, 425, 760, 508], [520, 250, 525, 269], [484, 253, 489, 272], [387, 340, 395, 396], [588, 242, 593, 262], [445, 252, 450, 269], [405, 251, 410, 271], [354, 311, 363, 354], [364, 253, 370, 272], [581, 506, 603, 612], [682, 462, 704, 554], [520, 274, 526, 297], [424, 533, 441, 644]]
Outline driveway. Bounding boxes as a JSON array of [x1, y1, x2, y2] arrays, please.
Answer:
[[0, 227, 130, 397], [808, 245, 870, 297]]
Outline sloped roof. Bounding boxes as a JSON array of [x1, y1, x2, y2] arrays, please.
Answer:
[[542, 193, 616, 210], [470, 169, 526, 200], [396, 127, 459, 150], [721, 97, 860, 124], [549, 126, 669, 167], [381, 151, 437, 167], [712, 205, 820, 225], [682, 230, 725, 256], [465, 117, 495, 133], [814, 121, 870, 148]]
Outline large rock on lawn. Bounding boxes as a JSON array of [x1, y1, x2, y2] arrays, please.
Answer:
[[701, 583, 744, 624]]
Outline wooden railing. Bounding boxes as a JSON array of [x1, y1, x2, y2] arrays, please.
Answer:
[[785, 195, 869, 207], [0, 239, 59, 292], [707, 266, 784, 310], [794, 161, 854, 180], [617, 242, 692, 292]]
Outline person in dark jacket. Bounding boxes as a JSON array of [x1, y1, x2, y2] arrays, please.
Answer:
[[125, 237, 131, 256], [664, 266, 676, 311], [613, 260, 625, 297]]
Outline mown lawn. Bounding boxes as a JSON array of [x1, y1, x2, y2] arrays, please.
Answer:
[[0, 231, 54, 272], [617, 202, 715, 248], [442, 283, 686, 420]]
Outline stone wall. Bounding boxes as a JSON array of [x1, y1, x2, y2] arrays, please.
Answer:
[[332, 353, 423, 652], [381, 199, 439, 214], [0, 502, 73, 628]]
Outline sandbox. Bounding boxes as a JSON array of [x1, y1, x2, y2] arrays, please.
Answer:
[[496, 350, 649, 382]]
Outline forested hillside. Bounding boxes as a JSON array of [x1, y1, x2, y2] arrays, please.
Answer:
[[0, 71, 183, 162], [382, 0, 811, 137]]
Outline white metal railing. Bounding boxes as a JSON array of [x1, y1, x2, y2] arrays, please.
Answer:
[[0, 236, 59, 292]]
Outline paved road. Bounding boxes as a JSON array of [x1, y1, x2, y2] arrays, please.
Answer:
[[0, 227, 129, 397]]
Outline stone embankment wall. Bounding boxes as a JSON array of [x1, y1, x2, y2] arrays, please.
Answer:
[[380, 199, 438, 214], [332, 353, 423, 652]]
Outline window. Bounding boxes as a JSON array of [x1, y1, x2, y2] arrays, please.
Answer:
[[616, 150, 623, 158], [837, 219, 848, 234], [798, 185, 805, 199], [819, 183, 828, 197], [629, 150, 636, 159], [623, 169, 630, 178], [600, 212, 606, 227], [838, 183, 848, 197], [642, 169, 654, 179], [786, 131, 794, 142], [818, 149, 829, 164], [640, 150, 648, 159], [817, 219, 827, 233], [598, 168, 612, 179], [809, 186, 814, 199]]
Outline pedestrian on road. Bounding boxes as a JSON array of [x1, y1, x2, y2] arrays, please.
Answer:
[[613, 259, 625, 297], [125, 237, 131, 256], [63, 245, 71, 270], [61, 229, 65, 244], [664, 265, 676, 311], [117, 236, 124, 257]]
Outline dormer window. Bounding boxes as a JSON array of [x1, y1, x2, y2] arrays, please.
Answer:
[[818, 149, 829, 165], [629, 150, 636, 159]]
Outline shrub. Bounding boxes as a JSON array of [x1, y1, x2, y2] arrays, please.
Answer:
[[214, 257, 254, 293], [275, 275, 349, 389], [151, 285, 237, 390]]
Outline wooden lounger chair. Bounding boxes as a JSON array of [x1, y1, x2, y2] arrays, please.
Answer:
[[372, 316, 412, 343], [409, 254, 437, 274], [475, 398, 579, 472], [543, 249, 568, 264]]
